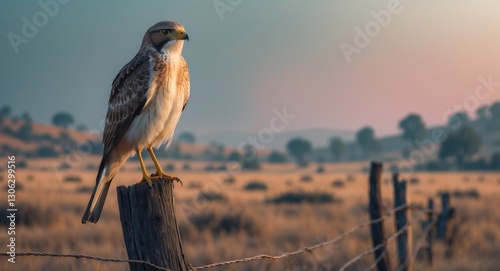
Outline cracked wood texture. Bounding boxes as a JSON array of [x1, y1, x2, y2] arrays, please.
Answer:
[[117, 178, 189, 271]]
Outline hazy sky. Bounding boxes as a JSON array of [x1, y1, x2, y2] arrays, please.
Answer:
[[2, 0, 500, 137]]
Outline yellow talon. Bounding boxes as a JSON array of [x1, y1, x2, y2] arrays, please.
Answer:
[[147, 147, 183, 186], [136, 148, 153, 187]]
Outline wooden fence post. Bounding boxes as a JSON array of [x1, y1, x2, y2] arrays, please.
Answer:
[[436, 193, 450, 241], [392, 174, 412, 271], [425, 198, 434, 265], [117, 177, 190, 271], [369, 162, 392, 271]]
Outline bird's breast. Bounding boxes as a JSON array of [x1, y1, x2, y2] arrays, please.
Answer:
[[124, 55, 185, 148]]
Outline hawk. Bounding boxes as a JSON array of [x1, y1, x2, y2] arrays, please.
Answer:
[[82, 21, 190, 223]]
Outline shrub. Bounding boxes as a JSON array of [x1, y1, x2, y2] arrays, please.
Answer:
[[300, 175, 313, 182], [64, 175, 82, 183], [267, 150, 287, 163], [182, 163, 191, 170], [227, 151, 242, 162], [409, 178, 420, 185], [316, 165, 325, 173], [5, 182, 24, 191], [218, 211, 259, 235], [189, 212, 216, 231], [197, 192, 227, 202], [224, 176, 236, 184], [244, 181, 268, 191], [0, 202, 59, 227], [205, 164, 215, 171], [165, 163, 175, 171], [188, 210, 259, 236], [331, 180, 345, 187], [437, 189, 480, 199], [187, 181, 201, 189], [75, 186, 93, 194], [267, 191, 337, 204], [37, 145, 59, 158], [85, 163, 98, 171], [347, 174, 356, 182], [453, 189, 480, 199], [17, 160, 28, 168]]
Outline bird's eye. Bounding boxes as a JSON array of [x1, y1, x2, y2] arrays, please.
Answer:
[[160, 29, 170, 36]]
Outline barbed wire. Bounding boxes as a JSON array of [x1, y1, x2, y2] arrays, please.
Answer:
[[392, 206, 438, 271], [411, 219, 438, 266], [339, 223, 409, 271], [1, 252, 172, 271], [193, 204, 409, 270], [0, 204, 434, 271]]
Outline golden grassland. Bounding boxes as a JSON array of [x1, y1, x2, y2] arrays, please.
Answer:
[[0, 158, 499, 271]]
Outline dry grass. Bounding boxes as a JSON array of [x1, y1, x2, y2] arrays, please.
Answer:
[[0, 158, 499, 270]]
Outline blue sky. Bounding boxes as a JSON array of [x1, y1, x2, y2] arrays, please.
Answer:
[[1, 0, 500, 137]]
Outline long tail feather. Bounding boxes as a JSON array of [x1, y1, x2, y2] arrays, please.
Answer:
[[82, 163, 113, 224]]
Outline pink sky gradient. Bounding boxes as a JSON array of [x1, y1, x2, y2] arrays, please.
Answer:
[[246, 1, 500, 136]]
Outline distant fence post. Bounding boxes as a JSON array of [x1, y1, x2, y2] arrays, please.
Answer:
[[392, 173, 412, 271], [368, 162, 392, 271], [425, 198, 434, 265], [436, 193, 450, 241], [117, 178, 190, 271]]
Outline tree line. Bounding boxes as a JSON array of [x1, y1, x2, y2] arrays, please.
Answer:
[[2, 101, 500, 171]]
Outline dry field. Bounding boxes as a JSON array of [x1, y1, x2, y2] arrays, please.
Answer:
[[0, 157, 499, 271]]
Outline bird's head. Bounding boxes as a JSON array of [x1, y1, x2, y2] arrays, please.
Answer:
[[142, 21, 189, 55]]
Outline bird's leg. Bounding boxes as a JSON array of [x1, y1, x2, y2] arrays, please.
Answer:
[[147, 147, 182, 186], [136, 148, 153, 187]]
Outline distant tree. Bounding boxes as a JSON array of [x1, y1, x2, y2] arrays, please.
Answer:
[[241, 144, 260, 170], [87, 139, 104, 155], [476, 105, 490, 121], [0, 105, 12, 120], [347, 143, 357, 161], [20, 111, 32, 123], [328, 137, 345, 162], [215, 144, 225, 161], [76, 124, 88, 131], [166, 143, 182, 159], [356, 127, 380, 158], [51, 112, 74, 128], [438, 126, 481, 166], [203, 148, 214, 160], [490, 152, 500, 170], [488, 102, 500, 132], [401, 148, 411, 159], [59, 131, 77, 152], [17, 121, 33, 142], [399, 114, 426, 147], [228, 150, 242, 162], [286, 138, 312, 167], [207, 142, 225, 161], [447, 111, 469, 129], [10, 116, 20, 124], [177, 131, 196, 144], [267, 150, 287, 163]]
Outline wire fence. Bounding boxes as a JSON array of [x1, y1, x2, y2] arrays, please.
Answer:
[[0, 204, 438, 271]]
